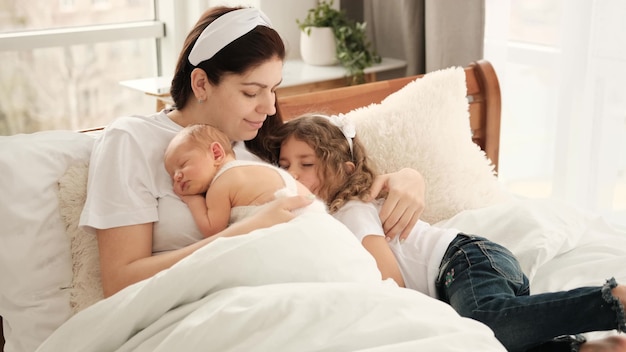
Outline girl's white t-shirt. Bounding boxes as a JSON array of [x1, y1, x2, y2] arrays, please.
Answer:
[[333, 200, 458, 298]]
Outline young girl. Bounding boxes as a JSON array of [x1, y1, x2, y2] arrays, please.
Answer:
[[164, 123, 325, 237], [270, 114, 626, 352]]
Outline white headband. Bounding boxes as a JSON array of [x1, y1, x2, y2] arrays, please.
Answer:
[[188, 8, 273, 66]]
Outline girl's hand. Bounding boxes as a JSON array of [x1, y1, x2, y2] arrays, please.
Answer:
[[368, 168, 425, 241]]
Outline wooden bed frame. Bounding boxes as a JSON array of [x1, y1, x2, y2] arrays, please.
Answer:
[[0, 59, 500, 351], [278, 59, 501, 171]]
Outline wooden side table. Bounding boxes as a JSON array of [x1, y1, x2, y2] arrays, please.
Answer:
[[119, 57, 407, 111]]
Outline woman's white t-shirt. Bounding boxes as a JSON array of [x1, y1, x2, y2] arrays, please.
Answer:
[[79, 112, 262, 254], [333, 200, 458, 298]]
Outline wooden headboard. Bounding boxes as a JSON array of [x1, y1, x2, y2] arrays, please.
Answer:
[[277, 60, 501, 171]]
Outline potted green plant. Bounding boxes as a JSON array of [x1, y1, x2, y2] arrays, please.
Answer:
[[297, 0, 381, 85]]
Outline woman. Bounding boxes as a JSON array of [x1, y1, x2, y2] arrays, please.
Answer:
[[79, 6, 425, 297]]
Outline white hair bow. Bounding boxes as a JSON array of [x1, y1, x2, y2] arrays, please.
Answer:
[[314, 113, 356, 158]]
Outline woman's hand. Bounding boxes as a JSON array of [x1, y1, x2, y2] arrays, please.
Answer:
[[369, 168, 425, 241], [224, 195, 315, 236]]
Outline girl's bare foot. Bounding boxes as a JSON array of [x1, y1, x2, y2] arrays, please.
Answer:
[[579, 336, 626, 352], [613, 285, 626, 308]]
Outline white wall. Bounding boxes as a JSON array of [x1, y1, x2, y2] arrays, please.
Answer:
[[203, 0, 334, 60], [260, 0, 319, 59]]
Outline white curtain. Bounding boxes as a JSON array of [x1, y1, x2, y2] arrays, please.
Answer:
[[484, 0, 626, 227]]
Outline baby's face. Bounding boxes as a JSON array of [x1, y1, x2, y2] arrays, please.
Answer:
[[164, 139, 217, 196]]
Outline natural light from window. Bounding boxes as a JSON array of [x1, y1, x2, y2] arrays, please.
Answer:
[[0, 0, 158, 135]]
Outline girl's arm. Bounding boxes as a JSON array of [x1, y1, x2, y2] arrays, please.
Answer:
[[361, 235, 405, 288], [97, 195, 314, 297], [368, 168, 425, 242]]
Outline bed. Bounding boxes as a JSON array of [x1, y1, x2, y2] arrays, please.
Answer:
[[1, 60, 625, 352]]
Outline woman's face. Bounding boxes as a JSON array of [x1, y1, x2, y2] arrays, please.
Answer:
[[203, 57, 283, 142], [278, 136, 324, 198]]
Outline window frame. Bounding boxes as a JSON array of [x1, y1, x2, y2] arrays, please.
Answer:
[[0, 21, 165, 51], [0, 0, 207, 76]]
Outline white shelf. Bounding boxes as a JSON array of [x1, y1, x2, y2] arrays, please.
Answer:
[[281, 57, 407, 87], [119, 57, 407, 97]]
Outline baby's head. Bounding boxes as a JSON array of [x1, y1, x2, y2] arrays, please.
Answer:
[[270, 114, 378, 212], [164, 124, 235, 195]]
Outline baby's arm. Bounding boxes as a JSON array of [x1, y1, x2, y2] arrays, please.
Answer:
[[178, 178, 232, 238], [180, 195, 211, 233], [194, 183, 232, 238]]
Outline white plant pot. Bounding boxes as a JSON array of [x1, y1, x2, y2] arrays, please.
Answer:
[[300, 26, 338, 66]]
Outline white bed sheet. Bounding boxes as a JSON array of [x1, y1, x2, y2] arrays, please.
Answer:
[[437, 196, 626, 340]]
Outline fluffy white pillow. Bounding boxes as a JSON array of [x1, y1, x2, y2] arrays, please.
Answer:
[[345, 66, 511, 224], [0, 130, 94, 352], [58, 162, 103, 314]]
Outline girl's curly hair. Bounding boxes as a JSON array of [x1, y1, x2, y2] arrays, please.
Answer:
[[266, 115, 381, 212]]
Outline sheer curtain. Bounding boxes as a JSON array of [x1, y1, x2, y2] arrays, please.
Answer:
[[484, 0, 626, 227]]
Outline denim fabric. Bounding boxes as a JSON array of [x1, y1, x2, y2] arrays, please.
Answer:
[[435, 233, 623, 352]]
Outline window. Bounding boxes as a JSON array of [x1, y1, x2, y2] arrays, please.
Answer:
[[0, 40, 157, 133], [0, 0, 163, 135], [1, 1, 154, 31]]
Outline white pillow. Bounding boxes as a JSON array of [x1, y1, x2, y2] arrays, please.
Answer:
[[345, 66, 511, 224], [435, 197, 587, 280], [0, 130, 94, 352]]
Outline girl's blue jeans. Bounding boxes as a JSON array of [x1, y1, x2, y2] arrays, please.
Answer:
[[435, 233, 625, 352]]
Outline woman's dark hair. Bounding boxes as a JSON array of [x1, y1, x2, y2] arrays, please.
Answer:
[[169, 6, 286, 160]]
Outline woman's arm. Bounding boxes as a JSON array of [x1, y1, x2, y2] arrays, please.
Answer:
[[361, 235, 405, 287], [97, 195, 314, 297], [368, 168, 425, 241]]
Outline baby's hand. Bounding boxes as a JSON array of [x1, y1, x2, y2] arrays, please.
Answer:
[[180, 194, 205, 206]]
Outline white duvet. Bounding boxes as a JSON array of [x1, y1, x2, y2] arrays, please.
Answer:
[[36, 197, 626, 351], [36, 211, 505, 352]]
